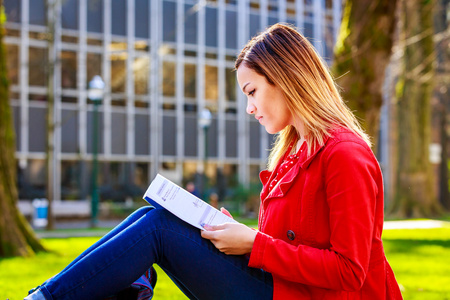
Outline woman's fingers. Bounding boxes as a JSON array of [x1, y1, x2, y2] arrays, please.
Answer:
[[220, 207, 233, 219]]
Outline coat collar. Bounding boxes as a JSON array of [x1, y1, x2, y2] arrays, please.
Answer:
[[259, 132, 336, 201]]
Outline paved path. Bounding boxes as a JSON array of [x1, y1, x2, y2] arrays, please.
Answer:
[[383, 219, 449, 230]]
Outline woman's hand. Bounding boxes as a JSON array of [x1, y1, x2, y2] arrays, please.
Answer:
[[201, 222, 257, 255], [220, 207, 233, 219]]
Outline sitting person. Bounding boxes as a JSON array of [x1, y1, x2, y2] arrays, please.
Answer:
[[26, 23, 402, 300]]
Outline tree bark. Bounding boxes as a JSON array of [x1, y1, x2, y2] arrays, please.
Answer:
[[0, 1, 46, 257], [390, 0, 442, 218], [332, 0, 397, 150]]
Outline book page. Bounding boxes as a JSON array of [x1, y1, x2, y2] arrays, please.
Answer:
[[143, 174, 237, 230]]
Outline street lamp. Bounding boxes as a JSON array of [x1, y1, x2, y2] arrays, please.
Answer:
[[88, 75, 104, 227], [198, 108, 212, 199]]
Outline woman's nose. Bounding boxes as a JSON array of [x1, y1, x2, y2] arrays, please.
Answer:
[[246, 102, 255, 115]]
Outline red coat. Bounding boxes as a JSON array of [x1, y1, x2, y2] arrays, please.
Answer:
[[249, 128, 402, 299]]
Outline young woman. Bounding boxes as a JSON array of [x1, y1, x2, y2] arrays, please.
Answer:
[[26, 23, 402, 300]]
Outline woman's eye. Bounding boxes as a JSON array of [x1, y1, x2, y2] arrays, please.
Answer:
[[248, 89, 255, 96]]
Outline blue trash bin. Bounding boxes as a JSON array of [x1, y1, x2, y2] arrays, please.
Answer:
[[32, 198, 48, 228]]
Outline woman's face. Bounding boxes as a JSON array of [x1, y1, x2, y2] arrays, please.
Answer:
[[237, 64, 293, 134]]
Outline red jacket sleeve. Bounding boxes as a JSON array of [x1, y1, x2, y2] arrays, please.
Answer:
[[249, 141, 380, 291]]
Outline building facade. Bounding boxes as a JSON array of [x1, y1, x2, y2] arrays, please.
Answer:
[[4, 0, 341, 202]]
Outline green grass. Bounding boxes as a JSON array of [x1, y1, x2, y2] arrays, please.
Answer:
[[0, 237, 187, 300], [382, 227, 450, 300], [1, 226, 449, 300]]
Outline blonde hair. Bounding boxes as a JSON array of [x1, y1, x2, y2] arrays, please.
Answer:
[[235, 23, 371, 171]]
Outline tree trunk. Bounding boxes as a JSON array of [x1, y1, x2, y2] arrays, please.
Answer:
[[46, 0, 57, 230], [332, 0, 397, 150], [390, 0, 442, 218], [0, 1, 46, 257]]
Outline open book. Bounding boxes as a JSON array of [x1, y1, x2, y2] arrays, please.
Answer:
[[143, 174, 237, 230]]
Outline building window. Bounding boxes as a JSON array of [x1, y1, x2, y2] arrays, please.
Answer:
[[111, 53, 127, 94], [62, 0, 79, 30], [4, 0, 21, 23], [205, 7, 218, 47], [87, 53, 102, 88], [184, 63, 196, 98], [225, 10, 237, 49], [225, 68, 236, 101], [204, 65, 218, 101], [185, 4, 197, 45], [87, 0, 103, 33], [135, 0, 150, 39], [111, 112, 127, 155], [29, 0, 46, 26], [28, 107, 47, 152], [61, 109, 79, 153], [29, 47, 48, 87], [6, 44, 19, 85], [162, 61, 176, 97], [61, 51, 77, 89], [163, 1, 176, 42], [112, 0, 127, 36], [134, 56, 150, 95]]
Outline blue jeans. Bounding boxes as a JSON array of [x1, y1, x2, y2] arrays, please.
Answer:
[[28, 205, 273, 299]]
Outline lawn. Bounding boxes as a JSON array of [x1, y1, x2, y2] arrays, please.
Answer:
[[1, 225, 449, 299]]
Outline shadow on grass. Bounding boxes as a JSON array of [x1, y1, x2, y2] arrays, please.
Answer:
[[383, 238, 450, 254]]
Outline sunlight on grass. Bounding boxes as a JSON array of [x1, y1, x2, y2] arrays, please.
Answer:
[[0, 237, 186, 299], [382, 228, 450, 300], [1, 226, 449, 299]]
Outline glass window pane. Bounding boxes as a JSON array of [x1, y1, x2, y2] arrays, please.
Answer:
[[184, 63, 196, 98], [29, 0, 46, 26], [305, 22, 313, 40], [112, 0, 126, 36], [87, 53, 102, 86], [29, 107, 46, 152], [111, 53, 126, 93], [13, 106, 21, 151], [134, 56, 149, 95], [163, 1, 176, 42], [162, 61, 175, 97], [135, 0, 149, 38], [4, 0, 21, 23], [225, 68, 236, 101], [87, 0, 103, 33], [6, 44, 19, 85], [29, 47, 48, 86], [226, 10, 237, 49], [61, 109, 79, 153], [205, 65, 218, 100], [249, 120, 260, 158], [184, 4, 197, 44], [249, 13, 260, 38], [268, 16, 278, 27], [163, 115, 176, 156], [207, 118, 218, 158], [226, 119, 237, 157], [87, 111, 104, 154], [61, 51, 77, 89], [62, 0, 79, 30], [135, 114, 149, 155], [184, 114, 198, 157], [111, 112, 127, 154], [205, 7, 217, 47]]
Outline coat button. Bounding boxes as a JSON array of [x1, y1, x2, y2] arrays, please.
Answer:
[[287, 230, 295, 241]]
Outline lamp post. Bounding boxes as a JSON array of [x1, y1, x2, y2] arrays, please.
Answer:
[[198, 108, 212, 199], [88, 75, 104, 228]]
